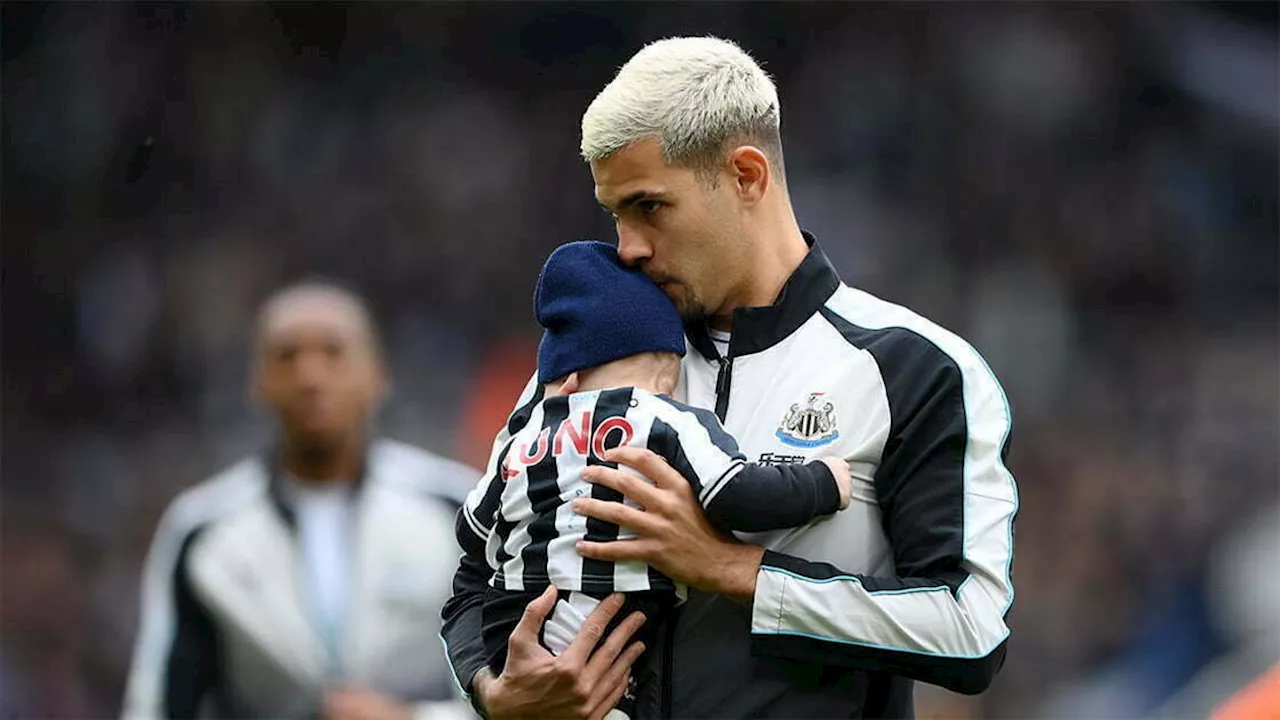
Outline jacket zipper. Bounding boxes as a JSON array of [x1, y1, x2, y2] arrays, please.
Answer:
[[714, 357, 733, 423]]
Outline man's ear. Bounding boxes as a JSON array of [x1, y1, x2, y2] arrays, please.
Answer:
[[728, 145, 771, 205]]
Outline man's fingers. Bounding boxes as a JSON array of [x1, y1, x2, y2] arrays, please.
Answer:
[[587, 673, 632, 720], [603, 446, 684, 490], [587, 641, 647, 720], [580, 464, 660, 508], [587, 672, 632, 720], [577, 538, 651, 564], [572, 497, 658, 534], [510, 584, 559, 650], [558, 593, 626, 667], [584, 610, 646, 677]]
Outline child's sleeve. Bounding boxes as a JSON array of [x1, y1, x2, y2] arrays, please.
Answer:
[[456, 439, 513, 559], [648, 397, 842, 532]]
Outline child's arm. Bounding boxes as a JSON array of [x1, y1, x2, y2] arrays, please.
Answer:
[[705, 457, 850, 532], [647, 396, 851, 533]]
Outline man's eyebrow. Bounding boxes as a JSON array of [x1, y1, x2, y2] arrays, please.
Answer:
[[599, 190, 662, 213]]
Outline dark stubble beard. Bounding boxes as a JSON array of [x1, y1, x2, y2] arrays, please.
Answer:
[[666, 283, 707, 326]]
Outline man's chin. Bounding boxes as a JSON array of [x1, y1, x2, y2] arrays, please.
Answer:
[[673, 297, 707, 326], [285, 422, 346, 450], [660, 286, 702, 323], [678, 307, 707, 326]]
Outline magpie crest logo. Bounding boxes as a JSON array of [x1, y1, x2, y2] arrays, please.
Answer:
[[776, 392, 840, 448]]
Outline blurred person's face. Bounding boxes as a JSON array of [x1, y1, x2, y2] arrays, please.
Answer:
[[592, 137, 758, 324], [253, 293, 387, 448]]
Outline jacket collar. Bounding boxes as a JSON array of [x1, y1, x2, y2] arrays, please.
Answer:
[[686, 232, 841, 360], [264, 441, 372, 530]]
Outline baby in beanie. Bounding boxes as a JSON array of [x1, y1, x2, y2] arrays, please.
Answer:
[[459, 241, 852, 720]]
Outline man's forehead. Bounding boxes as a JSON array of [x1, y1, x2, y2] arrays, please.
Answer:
[[591, 139, 674, 204], [259, 291, 370, 342]]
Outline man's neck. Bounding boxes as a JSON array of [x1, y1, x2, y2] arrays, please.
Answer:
[[280, 433, 364, 484], [711, 211, 809, 331]]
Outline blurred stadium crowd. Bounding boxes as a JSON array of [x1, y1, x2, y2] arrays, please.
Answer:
[[2, 3, 1276, 718]]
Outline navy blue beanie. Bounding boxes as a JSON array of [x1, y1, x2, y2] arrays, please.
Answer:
[[535, 241, 686, 384]]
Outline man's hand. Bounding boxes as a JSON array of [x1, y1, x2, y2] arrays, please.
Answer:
[[475, 585, 647, 720], [574, 446, 766, 603], [323, 687, 413, 720]]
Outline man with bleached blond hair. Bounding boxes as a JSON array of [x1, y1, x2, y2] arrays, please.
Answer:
[[442, 36, 1018, 719]]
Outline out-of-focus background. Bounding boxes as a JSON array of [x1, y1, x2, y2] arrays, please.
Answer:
[[2, 2, 1277, 718]]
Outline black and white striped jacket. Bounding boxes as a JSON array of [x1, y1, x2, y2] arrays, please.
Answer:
[[443, 236, 1018, 718]]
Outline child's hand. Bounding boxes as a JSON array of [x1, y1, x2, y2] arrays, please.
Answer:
[[818, 457, 852, 510]]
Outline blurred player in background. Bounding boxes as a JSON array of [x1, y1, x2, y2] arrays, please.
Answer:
[[123, 281, 475, 720]]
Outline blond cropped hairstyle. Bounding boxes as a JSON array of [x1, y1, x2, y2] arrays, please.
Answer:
[[581, 37, 784, 182]]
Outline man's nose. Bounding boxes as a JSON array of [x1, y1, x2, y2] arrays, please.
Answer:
[[294, 351, 330, 388], [616, 225, 652, 267]]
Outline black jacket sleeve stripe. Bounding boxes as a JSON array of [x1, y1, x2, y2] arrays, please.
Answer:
[[839, 312, 970, 594], [164, 526, 221, 718], [748, 306, 1016, 696], [125, 490, 234, 720], [750, 632, 1009, 697]]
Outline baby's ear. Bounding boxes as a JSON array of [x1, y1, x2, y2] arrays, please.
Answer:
[[557, 372, 581, 396]]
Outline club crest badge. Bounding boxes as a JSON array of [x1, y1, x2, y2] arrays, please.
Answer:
[[776, 392, 840, 448]]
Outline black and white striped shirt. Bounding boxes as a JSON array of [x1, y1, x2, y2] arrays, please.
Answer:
[[458, 387, 840, 596]]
